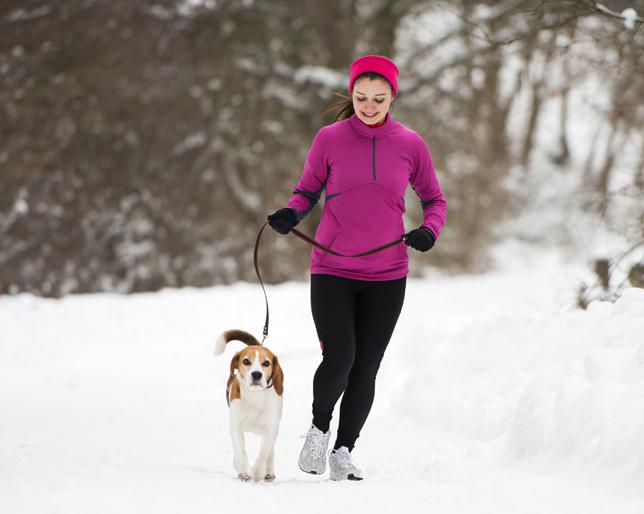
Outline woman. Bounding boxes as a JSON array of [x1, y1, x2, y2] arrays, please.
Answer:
[[267, 55, 447, 481]]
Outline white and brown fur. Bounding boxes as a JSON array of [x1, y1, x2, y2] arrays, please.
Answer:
[[215, 329, 284, 482]]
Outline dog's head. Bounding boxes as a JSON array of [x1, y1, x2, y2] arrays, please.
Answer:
[[229, 345, 284, 396]]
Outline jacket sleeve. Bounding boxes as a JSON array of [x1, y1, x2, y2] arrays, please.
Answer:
[[284, 127, 329, 223], [410, 134, 447, 239]]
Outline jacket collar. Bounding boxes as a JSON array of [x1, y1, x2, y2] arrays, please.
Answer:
[[348, 112, 396, 138]]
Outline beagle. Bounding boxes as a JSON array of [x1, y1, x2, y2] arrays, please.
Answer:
[[214, 329, 284, 482]]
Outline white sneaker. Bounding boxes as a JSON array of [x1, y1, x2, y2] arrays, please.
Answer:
[[298, 423, 331, 474], [329, 446, 364, 481]]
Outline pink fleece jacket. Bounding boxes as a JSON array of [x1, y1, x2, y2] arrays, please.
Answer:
[[285, 112, 447, 281]]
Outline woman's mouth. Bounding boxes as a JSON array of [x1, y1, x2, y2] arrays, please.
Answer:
[[361, 111, 379, 118]]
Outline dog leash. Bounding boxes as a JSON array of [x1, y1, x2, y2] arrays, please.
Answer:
[[254, 220, 408, 344]]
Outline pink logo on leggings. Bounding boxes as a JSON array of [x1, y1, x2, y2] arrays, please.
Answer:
[[319, 340, 324, 350]]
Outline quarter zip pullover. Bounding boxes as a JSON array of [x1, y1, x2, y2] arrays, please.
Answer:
[[285, 112, 447, 281]]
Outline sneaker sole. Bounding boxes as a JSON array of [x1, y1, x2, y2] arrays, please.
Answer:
[[298, 460, 325, 475], [330, 472, 363, 481]]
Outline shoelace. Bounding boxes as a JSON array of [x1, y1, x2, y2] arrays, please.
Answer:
[[299, 428, 328, 459], [332, 449, 358, 470]]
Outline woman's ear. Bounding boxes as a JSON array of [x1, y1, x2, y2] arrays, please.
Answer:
[[271, 355, 284, 396]]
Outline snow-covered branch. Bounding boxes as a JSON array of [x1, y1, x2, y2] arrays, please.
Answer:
[[593, 2, 643, 28]]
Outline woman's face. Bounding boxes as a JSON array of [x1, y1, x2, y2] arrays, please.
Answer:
[[352, 77, 394, 125]]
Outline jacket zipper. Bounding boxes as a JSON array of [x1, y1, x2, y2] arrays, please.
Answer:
[[372, 136, 376, 181]]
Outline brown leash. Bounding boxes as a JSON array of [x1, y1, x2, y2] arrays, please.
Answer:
[[253, 221, 408, 344]]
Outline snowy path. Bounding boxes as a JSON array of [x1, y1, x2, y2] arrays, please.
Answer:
[[1, 251, 643, 514]]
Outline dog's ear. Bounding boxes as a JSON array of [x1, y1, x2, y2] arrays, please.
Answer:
[[271, 355, 284, 396], [228, 352, 240, 388]]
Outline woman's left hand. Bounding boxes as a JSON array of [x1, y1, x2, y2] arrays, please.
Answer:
[[404, 227, 436, 252]]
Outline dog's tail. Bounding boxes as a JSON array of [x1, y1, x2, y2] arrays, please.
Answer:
[[214, 329, 262, 356]]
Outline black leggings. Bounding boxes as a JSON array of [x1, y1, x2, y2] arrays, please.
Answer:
[[309, 273, 406, 452]]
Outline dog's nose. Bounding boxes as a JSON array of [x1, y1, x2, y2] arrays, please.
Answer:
[[251, 371, 263, 381]]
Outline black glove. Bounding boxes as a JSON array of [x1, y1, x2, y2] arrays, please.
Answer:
[[267, 207, 298, 234], [404, 227, 435, 252]]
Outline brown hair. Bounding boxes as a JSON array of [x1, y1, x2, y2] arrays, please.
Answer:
[[322, 71, 395, 122]]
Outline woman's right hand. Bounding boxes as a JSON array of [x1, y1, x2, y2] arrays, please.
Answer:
[[267, 208, 298, 234]]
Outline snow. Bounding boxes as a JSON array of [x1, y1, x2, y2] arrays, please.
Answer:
[[621, 8, 639, 30], [293, 66, 345, 90], [1, 245, 643, 513], [172, 132, 207, 155], [177, 0, 217, 17], [7, 6, 52, 23]]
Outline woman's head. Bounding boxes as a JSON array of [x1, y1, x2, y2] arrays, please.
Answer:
[[323, 54, 399, 123], [349, 55, 399, 96]]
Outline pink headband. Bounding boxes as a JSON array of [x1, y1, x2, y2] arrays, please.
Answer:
[[349, 55, 399, 96]]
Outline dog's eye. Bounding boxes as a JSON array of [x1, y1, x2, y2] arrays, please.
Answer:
[[242, 358, 251, 366], [262, 361, 270, 367]]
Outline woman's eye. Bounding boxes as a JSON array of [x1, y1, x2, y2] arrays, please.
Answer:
[[357, 97, 385, 103]]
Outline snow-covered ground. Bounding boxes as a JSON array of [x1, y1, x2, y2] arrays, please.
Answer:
[[1, 244, 643, 514]]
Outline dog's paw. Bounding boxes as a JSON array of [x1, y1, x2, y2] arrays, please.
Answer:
[[263, 473, 276, 482], [238, 472, 251, 481]]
